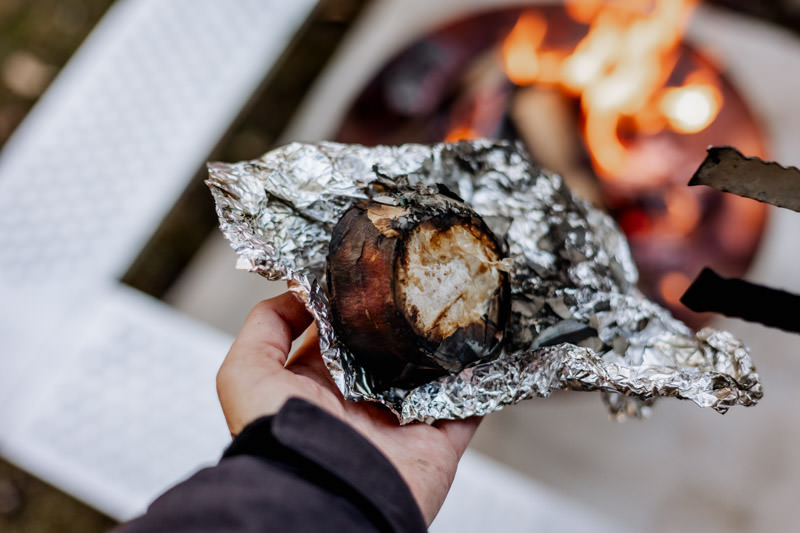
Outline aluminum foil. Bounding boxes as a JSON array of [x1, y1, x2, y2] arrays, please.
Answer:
[[207, 140, 762, 423]]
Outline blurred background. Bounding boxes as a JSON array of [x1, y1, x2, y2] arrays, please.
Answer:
[[2, 0, 800, 531]]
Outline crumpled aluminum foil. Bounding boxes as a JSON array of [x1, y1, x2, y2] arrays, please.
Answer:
[[207, 139, 762, 423]]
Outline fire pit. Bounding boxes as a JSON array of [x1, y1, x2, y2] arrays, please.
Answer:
[[336, 1, 768, 328]]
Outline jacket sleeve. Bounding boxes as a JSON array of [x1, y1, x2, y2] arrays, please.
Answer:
[[116, 398, 427, 533]]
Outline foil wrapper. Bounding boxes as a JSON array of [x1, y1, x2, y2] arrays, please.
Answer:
[[207, 140, 762, 423]]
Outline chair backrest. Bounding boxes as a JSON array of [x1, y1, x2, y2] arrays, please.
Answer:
[[0, 0, 317, 520]]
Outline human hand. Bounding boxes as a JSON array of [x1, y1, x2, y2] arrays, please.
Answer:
[[216, 292, 481, 525]]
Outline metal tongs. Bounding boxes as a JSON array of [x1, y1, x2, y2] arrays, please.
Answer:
[[680, 146, 800, 333]]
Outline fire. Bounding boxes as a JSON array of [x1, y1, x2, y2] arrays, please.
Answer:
[[445, 126, 480, 142], [564, 0, 603, 24], [501, 12, 547, 86], [659, 70, 722, 134], [488, 1, 739, 322], [661, 186, 701, 236], [659, 271, 691, 306], [496, 0, 722, 178]]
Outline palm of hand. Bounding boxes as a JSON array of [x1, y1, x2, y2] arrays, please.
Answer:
[[216, 294, 480, 524]]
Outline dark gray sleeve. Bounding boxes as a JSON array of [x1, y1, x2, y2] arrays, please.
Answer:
[[116, 398, 427, 533]]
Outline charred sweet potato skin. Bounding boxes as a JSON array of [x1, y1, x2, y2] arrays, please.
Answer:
[[327, 197, 509, 389]]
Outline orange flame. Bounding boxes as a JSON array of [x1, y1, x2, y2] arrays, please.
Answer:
[[659, 271, 691, 306], [564, 0, 603, 24], [498, 0, 718, 180], [661, 186, 701, 236], [659, 69, 722, 134], [501, 12, 547, 86], [444, 126, 480, 142]]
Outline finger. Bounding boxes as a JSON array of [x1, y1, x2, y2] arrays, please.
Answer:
[[434, 416, 482, 456], [285, 322, 320, 366], [217, 293, 313, 435], [226, 292, 313, 371], [285, 325, 342, 394]]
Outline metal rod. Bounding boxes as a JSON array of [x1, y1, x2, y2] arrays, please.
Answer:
[[680, 268, 800, 333]]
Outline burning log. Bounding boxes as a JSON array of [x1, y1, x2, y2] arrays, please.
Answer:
[[510, 85, 604, 206], [326, 190, 510, 389]]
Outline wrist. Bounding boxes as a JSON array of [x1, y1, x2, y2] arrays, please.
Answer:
[[225, 398, 428, 531]]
